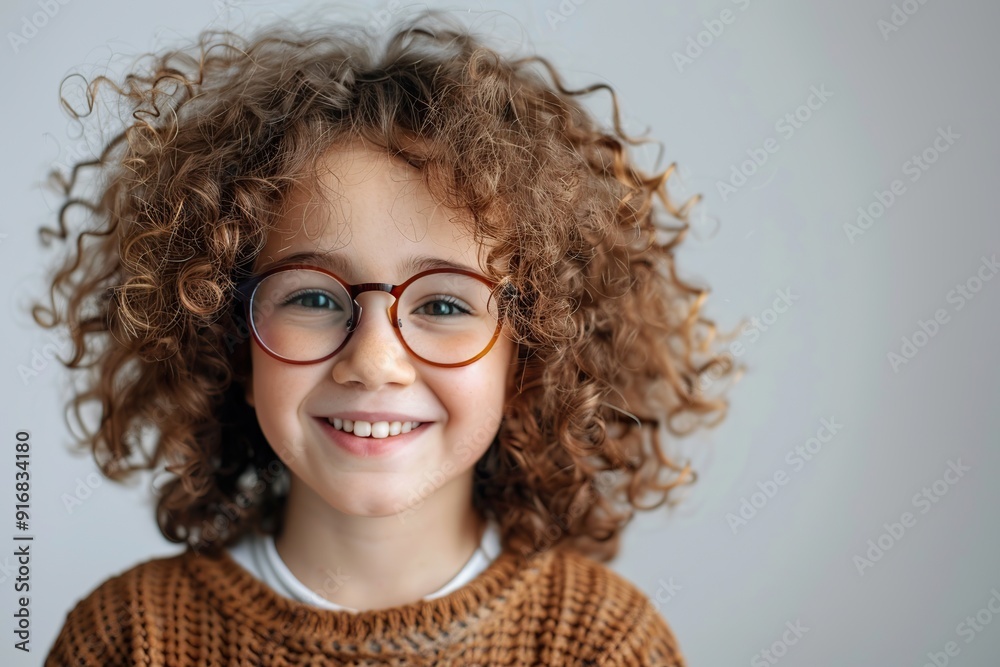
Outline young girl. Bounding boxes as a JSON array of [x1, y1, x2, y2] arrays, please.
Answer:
[[37, 10, 737, 666]]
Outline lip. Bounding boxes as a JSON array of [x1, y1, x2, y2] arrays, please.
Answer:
[[313, 416, 432, 458]]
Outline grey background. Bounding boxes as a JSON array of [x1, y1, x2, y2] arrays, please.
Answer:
[[2, 0, 998, 665]]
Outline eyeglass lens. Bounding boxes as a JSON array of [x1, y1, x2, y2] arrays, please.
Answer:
[[248, 269, 500, 364]]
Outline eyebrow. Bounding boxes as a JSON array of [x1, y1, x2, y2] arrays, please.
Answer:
[[256, 251, 480, 279]]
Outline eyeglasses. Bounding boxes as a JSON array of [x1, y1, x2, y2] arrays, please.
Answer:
[[233, 264, 517, 367]]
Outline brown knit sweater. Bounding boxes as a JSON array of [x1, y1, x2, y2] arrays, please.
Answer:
[[45, 542, 686, 666]]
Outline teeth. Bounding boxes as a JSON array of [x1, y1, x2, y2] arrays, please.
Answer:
[[327, 418, 421, 438]]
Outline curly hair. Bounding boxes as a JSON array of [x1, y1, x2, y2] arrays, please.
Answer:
[[31, 10, 742, 563]]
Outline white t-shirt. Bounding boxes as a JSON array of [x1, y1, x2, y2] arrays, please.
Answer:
[[226, 519, 503, 613]]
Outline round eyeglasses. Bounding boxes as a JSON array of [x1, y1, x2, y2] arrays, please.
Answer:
[[233, 264, 517, 367]]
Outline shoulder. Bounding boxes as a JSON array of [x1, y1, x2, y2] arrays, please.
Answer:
[[543, 547, 688, 666], [45, 549, 193, 667]]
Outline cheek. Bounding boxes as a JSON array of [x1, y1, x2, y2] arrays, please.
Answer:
[[441, 361, 510, 448], [248, 350, 312, 430]]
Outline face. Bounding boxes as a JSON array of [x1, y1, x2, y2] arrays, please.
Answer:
[[243, 143, 516, 518]]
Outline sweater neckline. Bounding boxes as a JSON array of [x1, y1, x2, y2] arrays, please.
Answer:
[[247, 518, 504, 611], [182, 538, 551, 652]]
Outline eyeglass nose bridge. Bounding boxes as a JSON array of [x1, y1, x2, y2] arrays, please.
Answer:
[[344, 282, 406, 333]]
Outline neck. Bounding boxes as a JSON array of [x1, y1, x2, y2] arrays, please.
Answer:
[[274, 471, 486, 611]]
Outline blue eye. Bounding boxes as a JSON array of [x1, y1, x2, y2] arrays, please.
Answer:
[[415, 296, 471, 317], [285, 290, 343, 310]]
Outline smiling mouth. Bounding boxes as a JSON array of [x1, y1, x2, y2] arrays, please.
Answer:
[[323, 417, 424, 439]]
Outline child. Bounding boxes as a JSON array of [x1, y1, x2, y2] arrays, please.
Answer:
[[37, 9, 737, 666]]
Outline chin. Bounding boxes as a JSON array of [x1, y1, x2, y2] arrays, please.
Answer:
[[320, 482, 418, 519]]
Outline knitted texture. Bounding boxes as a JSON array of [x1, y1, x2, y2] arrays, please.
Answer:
[[45, 544, 687, 666]]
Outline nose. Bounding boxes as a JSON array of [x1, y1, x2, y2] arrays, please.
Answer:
[[329, 291, 416, 389]]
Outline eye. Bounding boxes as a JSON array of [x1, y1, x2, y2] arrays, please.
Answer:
[[284, 290, 343, 310], [415, 296, 472, 317]]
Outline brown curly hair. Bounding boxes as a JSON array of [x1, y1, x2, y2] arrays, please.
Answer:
[[31, 10, 742, 563]]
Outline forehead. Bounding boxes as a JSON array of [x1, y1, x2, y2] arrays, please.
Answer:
[[256, 249, 482, 279], [254, 143, 487, 279]]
